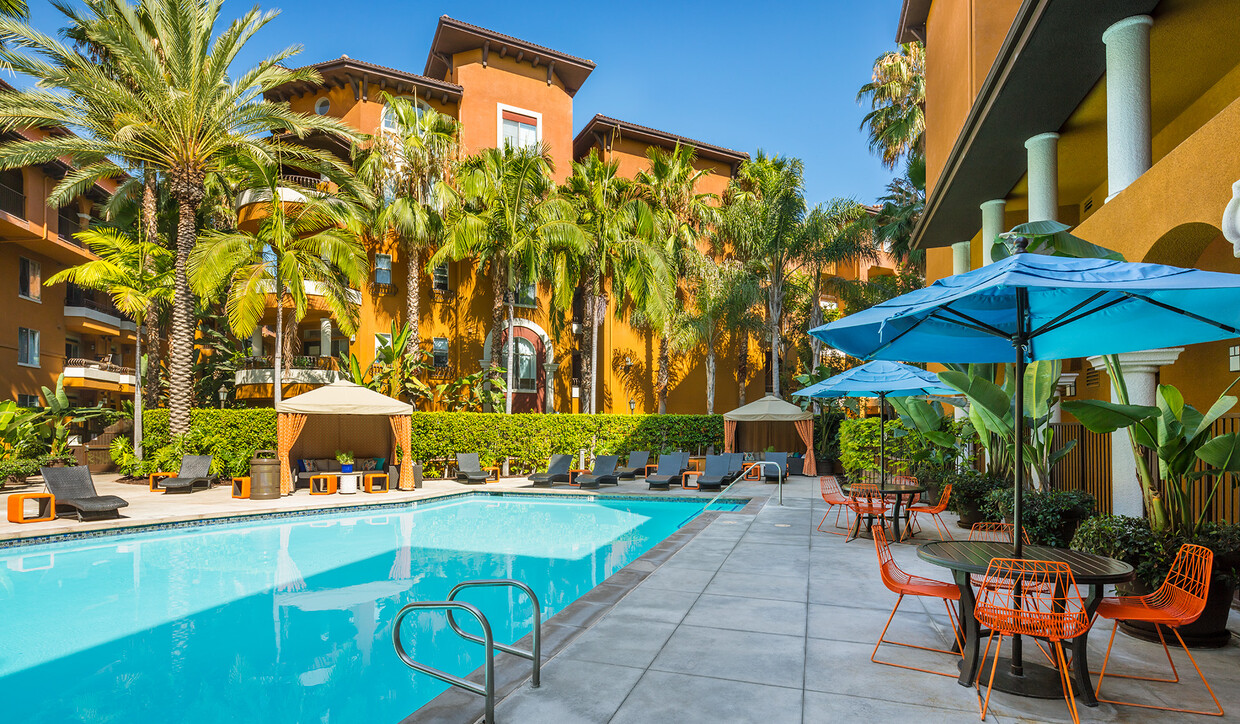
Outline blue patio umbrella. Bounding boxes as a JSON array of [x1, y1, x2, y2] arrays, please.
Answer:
[[793, 360, 952, 484], [809, 249, 1240, 687]]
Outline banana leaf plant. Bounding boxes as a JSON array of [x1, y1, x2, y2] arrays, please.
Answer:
[[1062, 378, 1240, 535], [888, 397, 970, 471], [991, 220, 1124, 263], [938, 360, 1074, 489]]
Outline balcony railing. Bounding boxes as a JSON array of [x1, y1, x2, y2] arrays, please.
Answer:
[[431, 287, 457, 303], [370, 280, 398, 296], [65, 285, 124, 318], [428, 364, 452, 379], [0, 182, 24, 218], [65, 357, 134, 375], [242, 355, 337, 371], [58, 210, 80, 244]]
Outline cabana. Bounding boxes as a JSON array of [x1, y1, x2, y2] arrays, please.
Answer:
[[275, 380, 414, 494], [722, 395, 816, 476]]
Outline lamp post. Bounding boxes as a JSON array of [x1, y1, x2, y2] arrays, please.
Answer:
[[628, 398, 636, 414], [218, 387, 227, 410]]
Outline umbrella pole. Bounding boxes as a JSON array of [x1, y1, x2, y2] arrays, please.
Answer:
[[1011, 291, 1029, 677], [879, 392, 886, 485]]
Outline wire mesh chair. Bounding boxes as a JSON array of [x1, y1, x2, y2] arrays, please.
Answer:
[[870, 524, 963, 677], [974, 558, 1091, 724], [844, 482, 889, 542], [1094, 543, 1222, 716], [968, 521, 1031, 545], [816, 476, 852, 535], [903, 483, 953, 542]]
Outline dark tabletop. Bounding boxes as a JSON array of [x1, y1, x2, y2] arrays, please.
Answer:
[[842, 482, 928, 495], [918, 541, 1134, 584]]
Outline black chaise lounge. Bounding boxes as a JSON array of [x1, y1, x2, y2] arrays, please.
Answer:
[[763, 452, 788, 482], [576, 455, 619, 489], [645, 454, 685, 490], [616, 451, 650, 480], [723, 452, 745, 483], [150, 455, 217, 493], [696, 455, 732, 492], [41, 465, 128, 521], [455, 453, 494, 484], [528, 454, 573, 487]]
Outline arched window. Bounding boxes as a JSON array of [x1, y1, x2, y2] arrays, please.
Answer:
[[501, 336, 538, 392], [381, 96, 429, 133], [314, 97, 330, 115]]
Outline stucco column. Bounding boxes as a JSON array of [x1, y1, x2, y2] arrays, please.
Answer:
[[1103, 15, 1153, 202], [542, 362, 559, 414], [250, 327, 263, 356], [1024, 132, 1060, 222], [319, 317, 332, 357], [1087, 348, 1183, 517], [980, 199, 1006, 265], [1051, 372, 1078, 423], [951, 241, 971, 276]]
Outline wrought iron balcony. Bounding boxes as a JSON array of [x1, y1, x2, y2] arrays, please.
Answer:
[[370, 281, 399, 296], [431, 287, 457, 303], [0, 182, 24, 218]]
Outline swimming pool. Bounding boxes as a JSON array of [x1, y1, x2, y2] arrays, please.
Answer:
[[0, 492, 741, 722]]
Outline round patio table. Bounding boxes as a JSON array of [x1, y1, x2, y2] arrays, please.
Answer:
[[918, 540, 1134, 706], [841, 482, 926, 541]]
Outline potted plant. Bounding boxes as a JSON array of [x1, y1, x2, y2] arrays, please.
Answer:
[[1063, 371, 1240, 647], [336, 450, 354, 474], [947, 468, 1007, 528], [984, 487, 1096, 547]]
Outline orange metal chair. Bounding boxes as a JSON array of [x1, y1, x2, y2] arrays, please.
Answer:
[[903, 483, 953, 542], [870, 524, 963, 677], [816, 476, 852, 534], [968, 521, 1031, 545], [844, 482, 889, 542], [1094, 544, 1222, 717], [974, 558, 1091, 724]]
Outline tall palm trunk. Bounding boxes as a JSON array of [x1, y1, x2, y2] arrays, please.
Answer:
[[274, 284, 284, 404], [808, 274, 823, 370], [133, 321, 143, 459], [590, 289, 604, 414], [737, 332, 749, 407], [579, 281, 595, 415], [657, 335, 670, 414], [488, 263, 504, 410], [505, 294, 515, 414], [134, 169, 158, 459], [405, 246, 420, 346], [705, 346, 716, 415], [167, 191, 199, 436], [768, 276, 783, 398]]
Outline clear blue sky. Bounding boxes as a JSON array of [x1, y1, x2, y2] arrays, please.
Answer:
[[26, 0, 905, 206]]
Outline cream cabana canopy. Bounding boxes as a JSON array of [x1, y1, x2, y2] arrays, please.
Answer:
[[722, 395, 816, 476], [274, 380, 414, 494]]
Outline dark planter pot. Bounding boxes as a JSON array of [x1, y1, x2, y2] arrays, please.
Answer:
[[1119, 572, 1235, 648], [956, 500, 985, 528]]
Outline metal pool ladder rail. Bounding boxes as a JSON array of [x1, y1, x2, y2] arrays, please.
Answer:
[[391, 578, 542, 723]]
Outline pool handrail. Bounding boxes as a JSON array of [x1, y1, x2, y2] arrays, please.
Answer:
[[392, 600, 496, 722], [447, 578, 542, 688]]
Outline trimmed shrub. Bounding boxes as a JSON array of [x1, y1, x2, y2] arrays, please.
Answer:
[[125, 408, 723, 478], [838, 417, 921, 478], [0, 454, 74, 486]]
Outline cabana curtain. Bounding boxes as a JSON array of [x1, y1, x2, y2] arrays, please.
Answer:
[[388, 415, 414, 490], [723, 420, 738, 453], [722, 395, 813, 474], [277, 413, 308, 495], [794, 420, 816, 476]]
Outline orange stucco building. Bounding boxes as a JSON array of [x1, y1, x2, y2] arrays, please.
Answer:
[[901, 0, 1240, 515]]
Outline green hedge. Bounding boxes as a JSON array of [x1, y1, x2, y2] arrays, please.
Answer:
[[119, 408, 723, 478], [838, 417, 921, 478], [0, 454, 75, 485]]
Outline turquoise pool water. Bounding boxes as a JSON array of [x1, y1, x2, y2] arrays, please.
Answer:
[[0, 493, 740, 722]]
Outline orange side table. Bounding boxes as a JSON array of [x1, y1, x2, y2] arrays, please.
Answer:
[[481, 466, 501, 482], [232, 477, 251, 499], [363, 473, 389, 493], [8, 492, 55, 523], [568, 469, 589, 487], [309, 474, 338, 495]]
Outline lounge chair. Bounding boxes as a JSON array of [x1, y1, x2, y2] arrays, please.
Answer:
[[763, 452, 788, 482], [149, 455, 217, 493], [616, 451, 650, 480], [576, 455, 619, 489], [695, 455, 732, 492], [41, 465, 129, 521], [455, 453, 495, 484], [723, 453, 745, 483], [645, 454, 685, 490], [528, 454, 573, 487]]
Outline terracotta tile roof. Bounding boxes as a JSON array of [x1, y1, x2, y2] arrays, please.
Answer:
[[270, 56, 463, 101], [425, 16, 595, 97], [573, 114, 750, 166]]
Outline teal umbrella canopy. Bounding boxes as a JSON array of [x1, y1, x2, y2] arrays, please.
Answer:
[[793, 360, 953, 398]]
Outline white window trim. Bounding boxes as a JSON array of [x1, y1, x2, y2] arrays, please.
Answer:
[[431, 262, 452, 291], [374, 253, 393, 284], [496, 103, 542, 149], [514, 281, 538, 309]]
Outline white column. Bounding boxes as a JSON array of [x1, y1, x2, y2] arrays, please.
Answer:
[[1103, 15, 1153, 202], [250, 327, 263, 356], [1087, 348, 1183, 517], [1024, 132, 1060, 222], [542, 362, 559, 414], [951, 241, 971, 275], [980, 199, 1006, 265], [319, 317, 332, 357], [1050, 372, 1078, 423]]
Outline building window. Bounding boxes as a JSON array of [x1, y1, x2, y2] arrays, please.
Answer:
[[65, 337, 81, 360], [18, 327, 39, 367], [432, 337, 449, 368], [382, 96, 428, 133], [1230, 345, 1240, 373], [514, 281, 536, 308], [18, 257, 40, 301], [374, 254, 392, 285], [500, 108, 539, 149], [502, 336, 538, 392], [16, 393, 39, 408], [314, 97, 330, 115], [432, 263, 450, 292]]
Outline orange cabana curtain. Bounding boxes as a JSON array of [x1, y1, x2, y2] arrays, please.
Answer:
[[794, 419, 817, 476], [724, 420, 738, 453], [277, 412, 308, 495], [389, 415, 414, 490]]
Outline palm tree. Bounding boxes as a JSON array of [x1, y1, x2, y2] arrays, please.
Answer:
[[719, 152, 811, 398], [44, 228, 172, 458], [636, 144, 718, 414], [435, 145, 586, 412], [857, 42, 925, 169], [367, 93, 460, 346], [561, 150, 664, 413], [800, 199, 875, 367], [0, 0, 360, 434], [872, 156, 927, 270], [189, 152, 367, 403], [675, 259, 755, 414]]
